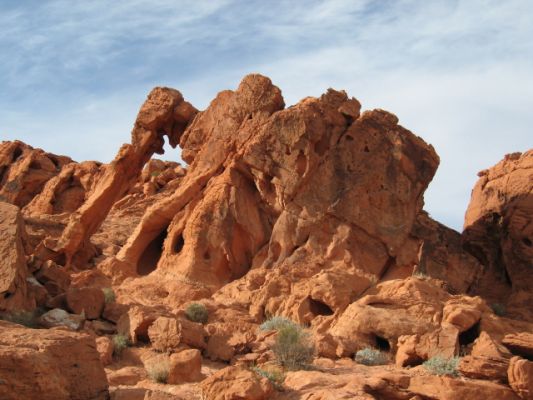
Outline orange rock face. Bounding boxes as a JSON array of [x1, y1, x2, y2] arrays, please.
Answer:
[[0, 321, 108, 400], [109, 75, 439, 320], [464, 151, 533, 301], [168, 349, 202, 384], [44, 87, 197, 268], [0, 140, 72, 208], [0, 202, 34, 311], [1, 74, 532, 400], [200, 366, 273, 400]]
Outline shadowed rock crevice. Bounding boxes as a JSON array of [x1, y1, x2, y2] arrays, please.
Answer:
[[137, 228, 168, 276]]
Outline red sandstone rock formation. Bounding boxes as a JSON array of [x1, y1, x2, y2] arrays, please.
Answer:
[[0, 74, 532, 400], [463, 150, 533, 304], [0, 202, 34, 311], [44, 87, 197, 269], [0, 141, 72, 208], [0, 320, 108, 400]]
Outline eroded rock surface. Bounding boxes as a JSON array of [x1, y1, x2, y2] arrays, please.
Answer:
[[463, 151, 533, 303], [1, 74, 532, 400], [0, 202, 34, 311], [0, 321, 108, 400]]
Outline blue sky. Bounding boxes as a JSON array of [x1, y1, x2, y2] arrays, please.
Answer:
[[1, 0, 532, 231]]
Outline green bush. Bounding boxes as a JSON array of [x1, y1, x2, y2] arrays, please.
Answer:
[[112, 334, 130, 357], [491, 303, 506, 317], [146, 356, 170, 383], [272, 323, 314, 370], [354, 348, 389, 366], [251, 366, 285, 390], [259, 316, 296, 332], [102, 288, 116, 304], [423, 356, 460, 376], [185, 303, 208, 324]]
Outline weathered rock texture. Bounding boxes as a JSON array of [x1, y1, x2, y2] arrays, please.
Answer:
[[0, 202, 34, 311], [0, 141, 72, 208], [109, 75, 439, 318], [0, 74, 532, 400], [463, 151, 533, 302], [43, 87, 197, 268], [0, 321, 108, 400]]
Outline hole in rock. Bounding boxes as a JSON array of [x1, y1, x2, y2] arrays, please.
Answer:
[[29, 160, 41, 169], [136, 321, 155, 344], [295, 151, 307, 176], [459, 321, 480, 347], [364, 146, 370, 152], [314, 134, 329, 156], [12, 147, 23, 162], [48, 155, 60, 169], [3, 292, 12, 299], [523, 237, 532, 247], [345, 135, 354, 141], [404, 355, 425, 367], [137, 229, 167, 276], [375, 335, 391, 351], [203, 250, 211, 260], [55, 253, 67, 267], [173, 233, 184, 254], [308, 297, 334, 316]]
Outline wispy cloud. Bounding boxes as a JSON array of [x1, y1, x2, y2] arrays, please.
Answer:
[[1, 0, 532, 230]]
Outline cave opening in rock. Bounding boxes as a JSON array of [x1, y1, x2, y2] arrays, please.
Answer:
[[459, 321, 481, 347], [375, 334, 391, 352], [137, 229, 168, 275], [173, 233, 184, 254], [523, 237, 532, 247], [11, 147, 22, 162], [308, 297, 334, 316]]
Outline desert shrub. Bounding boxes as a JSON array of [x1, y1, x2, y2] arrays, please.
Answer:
[[102, 288, 116, 304], [112, 334, 130, 357], [272, 323, 314, 370], [259, 316, 296, 332], [491, 303, 506, 317], [0, 309, 43, 328], [354, 348, 389, 366], [423, 356, 460, 376], [251, 366, 285, 390], [146, 356, 170, 383], [185, 302, 208, 324], [412, 269, 429, 279]]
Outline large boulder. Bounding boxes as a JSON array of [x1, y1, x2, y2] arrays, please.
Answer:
[[200, 366, 273, 400], [66, 287, 105, 319], [0, 320, 108, 400], [147, 316, 207, 351], [463, 151, 533, 303], [508, 356, 533, 399], [168, 349, 202, 384], [0, 202, 34, 311]]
